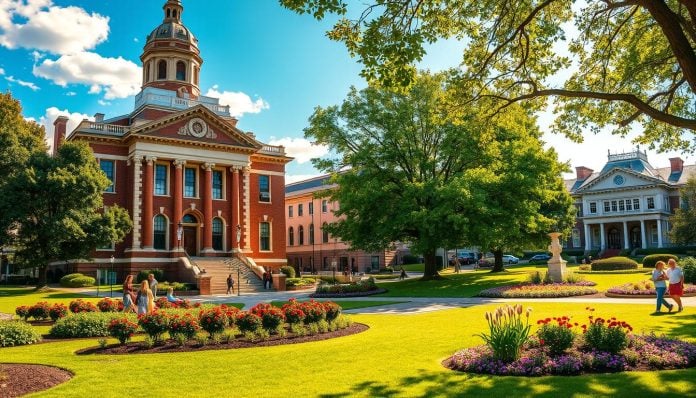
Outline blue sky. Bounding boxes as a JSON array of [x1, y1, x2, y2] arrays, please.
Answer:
[[0, 0, 690, 182]]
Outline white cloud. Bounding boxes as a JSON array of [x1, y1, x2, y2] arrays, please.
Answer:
[[205, 85, 269, 117], [0, 67, 4, 75], [4, 75, 39, 90], [133, 37, 139, 43], [267, 137, 329, 164], [65, 91, 76, 96], [285, 174, 323, 184], [39, 106, 93, 152], [33, 52, 141, 99], [97, 99, 111, 106], [0, 1, 109, 55]]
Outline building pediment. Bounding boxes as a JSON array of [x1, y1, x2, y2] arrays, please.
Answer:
[[126, 105, 262, 152], [575, 168, 667, 194]]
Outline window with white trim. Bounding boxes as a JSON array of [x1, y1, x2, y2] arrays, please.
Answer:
[[212, 170, 223, 199], [184, 167, 197, 197], [154, 215, 167, 250], [572, 229, 581, 248], [259, 175, 270, 202], [589, 202, 597, 214], [154, 164, 168, 195], [322, 199, 328, 213], [100, 160, 115, 193], [298, 204, 303, 217], [647, 196, 655, 210], [260, 222, 271, 251], [212, 218, 223, 251], [288, 205, 293, 218], [288, 227, 294, 246]]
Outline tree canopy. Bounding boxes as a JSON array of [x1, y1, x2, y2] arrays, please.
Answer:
[[670, 176, 696, 245], [280, 0, 696, 152], [307, 72, 574, 277]]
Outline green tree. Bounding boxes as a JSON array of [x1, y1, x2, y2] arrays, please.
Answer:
[[280, 0, 696, 152], [670, 176, 696, 245], [3, 138, 132, 286], [306, 72, 574, 278]]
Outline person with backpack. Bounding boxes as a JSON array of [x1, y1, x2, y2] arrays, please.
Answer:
[[226, 274, 235, 295]]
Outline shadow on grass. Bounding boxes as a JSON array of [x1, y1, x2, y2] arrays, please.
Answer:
[[319, 367, 696, 398], [376, 270, 528, 298], [0, 287, 93, 300]]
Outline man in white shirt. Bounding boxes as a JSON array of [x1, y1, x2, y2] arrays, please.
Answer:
[[148, 273, 159, 297], [666, 259, 685, 312]]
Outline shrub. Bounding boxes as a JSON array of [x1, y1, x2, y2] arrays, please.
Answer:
[[285, 278, 316, 288], [315, 278, 379, 294], [198, 307, 228, 336], [280, 266, 296, 279], [28, 302, 51, 321], [402, 254, 420, 264], [159, 281, 190, 291], [323, 301, 342, 322], [282, 298, 306, 324], [138, 311, 170, 343], [97, 298, 124, 313], [136, 269, 164, 284], [236, 312, 262, 333], [299, 300, 327, 324], [680, 257, 696, 284], [582, 311, 632, 354], [537, 317, 575, 356], [642, 254, 679, 269], [591, 256, 638, 271], [221, 305, 241, 327], [60, 273, 95, 287], [477, 304, 533, 363], [250, 303, 285, 332], [155, 297, 175, 309], [50, 312, 132, 338], [108, 318, 139, 344], [15, 305, 30, 321], [0, 320, 42, 347], [168, 313, 200, 340], [48, 303, 68, 322], [69, 299, 98, 313]]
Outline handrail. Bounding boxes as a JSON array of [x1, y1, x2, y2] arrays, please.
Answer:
[[181, 251, 203, 277], [235, 252, 264, 280]]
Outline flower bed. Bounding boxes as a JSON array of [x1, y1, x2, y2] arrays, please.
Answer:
[[445, 306, 696, 376], [310, 278, 386, 298], [479, 282, 597, 298], [606, 280, 696, 297]]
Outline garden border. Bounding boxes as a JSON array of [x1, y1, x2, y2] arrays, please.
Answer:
[[604, 292, 696, 298]]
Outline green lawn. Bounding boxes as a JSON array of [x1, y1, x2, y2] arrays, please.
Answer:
[[270, 300, 407, 311], [0, 287, 98, 314], [401, 263, 425, 272], [377, 265, 652, 297], [1, 302, 695, 397]]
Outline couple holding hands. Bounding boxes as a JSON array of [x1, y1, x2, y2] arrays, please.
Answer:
[[652, 259, 685, 313]]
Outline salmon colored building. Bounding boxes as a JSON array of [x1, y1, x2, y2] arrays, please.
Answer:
[[51, 0, 291, 289]]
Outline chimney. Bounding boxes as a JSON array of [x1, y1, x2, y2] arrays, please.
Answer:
[[575, 166, 593, 181], [94, 113, 105, 123], [669, 157, 684, 174], [52, 116, 69, 156]]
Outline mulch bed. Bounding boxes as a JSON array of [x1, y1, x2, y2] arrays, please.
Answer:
[[0, 364, 73, 398], [309, 289, 387, 298], [76, 323, 369, 355]]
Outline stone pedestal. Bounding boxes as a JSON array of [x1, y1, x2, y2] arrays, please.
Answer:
[[198, 274, 212, 295], [272, 273, 287, 291], [547, 232, 567, 283]]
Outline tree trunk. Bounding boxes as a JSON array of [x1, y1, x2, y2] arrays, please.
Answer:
[[37, 265, 48, 288], [491, 248, 505, 273], [421, 249, 442, 280]]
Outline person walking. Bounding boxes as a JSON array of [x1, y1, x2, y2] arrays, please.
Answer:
[[136, 280, 155, 315], [148, 273, 159, 297], [226, 274, 235, 295], [122, 275, 136, 313], [666, 258, 685, 312], [399, 266, 407, 280], [263, 269, 272, 290], [651, 261, 673, 313]]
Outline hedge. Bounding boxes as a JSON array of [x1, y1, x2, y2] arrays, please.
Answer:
[[49, 312, 136, 338], [635, 246, 696, 255], [285, 278, 316, 288], [136, 269, 164, 283], [682, 257, 696, 284], [59, 273, 95, 288], [591, 256, 639, 271], [642, 254, 679, 269], [280, 266, 296, 279]]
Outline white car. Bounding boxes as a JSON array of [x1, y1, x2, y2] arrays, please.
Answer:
[[502, 254, 519, 264]]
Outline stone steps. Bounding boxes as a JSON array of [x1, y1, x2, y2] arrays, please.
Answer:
[[191, 257, 269, 294]]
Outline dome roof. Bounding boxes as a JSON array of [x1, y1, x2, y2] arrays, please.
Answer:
[[146, 21, 198, 46]]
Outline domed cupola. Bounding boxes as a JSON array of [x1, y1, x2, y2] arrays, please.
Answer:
[[141, 0, 202, 98]]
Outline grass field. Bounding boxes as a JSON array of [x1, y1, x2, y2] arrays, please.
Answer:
[[379, 265, 652, 298], [1, 299, 695, 397]]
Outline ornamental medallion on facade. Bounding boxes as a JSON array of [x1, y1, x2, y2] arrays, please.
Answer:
[[178, 118, 217, 139]]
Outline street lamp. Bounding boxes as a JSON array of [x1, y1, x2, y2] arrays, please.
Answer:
[[110, 255, 115, 298], [235, 225, 242, 296], [177, 221, 183, 251], [331, 260, 337, 284], [236, 224, 241, 250]]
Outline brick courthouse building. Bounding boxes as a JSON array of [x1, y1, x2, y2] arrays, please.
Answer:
[[51, 0, 291, 283]]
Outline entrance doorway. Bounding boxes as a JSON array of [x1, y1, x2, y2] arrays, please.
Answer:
[[630, 227, 642, 249], [183, 227, 197, 256], [607, 228, 621, 249]]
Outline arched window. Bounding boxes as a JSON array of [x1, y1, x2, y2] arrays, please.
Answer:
[[145, 64, 150, 83], [157, 60, 167, 80], [288, 227, 294, 246], [309, 223, 314, 245], [167, 8, 171, 18], [172, 10, 177, 19], [182, 214, 197, 224], [298, 225, 304, 246], [154, 215, 167, 250], [212, 218, 223, 251], [176, 61, 186, 81], [322, 222, 329, 243]]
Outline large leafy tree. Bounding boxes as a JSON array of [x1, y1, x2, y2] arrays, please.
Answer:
[[307, 72, 574, 277], [281, 0, 696, 152], [1, 93, 132, 286], [670, 176, 696, 245]]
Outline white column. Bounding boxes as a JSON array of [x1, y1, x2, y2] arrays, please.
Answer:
[[599, 222, 606, 250], [623, 221, 629, 249], [640, 220, 647, 249], [584, 223, 591, 251], [657, 219, 663, 248]]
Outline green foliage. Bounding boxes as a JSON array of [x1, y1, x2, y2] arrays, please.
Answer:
[[591, 257, 638, 271], [477, 305, 532, 363], [642, 254, 679, 269], [50, 312, 133, 338], [285, 278, 316, 288], [0, 320, 42, 347], [108, 318, 139, 345], [280, 266, 296, 278], [27, 301, 50, 320], [671, 177, 696, 245], [402, 254, 420, 264], [136, 269, 164, 284], [236, 312, 262, 333], [158, 282, 190, 291], [315, 278, 379, 294], [681, 257, 696, 284], [60, 273, 95, 288], [583, 320, 630, 355], [537, 318, 575, 356], [138, 311, 170, 343]]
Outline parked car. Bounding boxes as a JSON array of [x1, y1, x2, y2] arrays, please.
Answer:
[[529, 254, 551, 262], [450, 252, 477, 265], [502, 254, 519, 264]]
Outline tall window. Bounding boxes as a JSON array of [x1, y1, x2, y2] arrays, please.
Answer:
[[212, 218, 223, 251], [308, 202, 314, 215], [322, 199, 328, 213], [259, 175, 270, 202], [100, 160, 115, 193], [157, 60, 167, 79], [647, 197, 655, 210], [298, 204, 303, 216], [309, 223, 314, 245], [260, 222, 270, 251], [288, 205, 293, 218], [176, 61, 186, 81], [298, 225, 304, 245], [633, 198, 640, 210], [212, 170, 223, 199], [322, 222, 329, 243], [154, 215, 167, 250], [589, 202, 597, 214], [288, 227, 294, 246], [184, 167, 196, 197], [154, 164, 167, 195], [145, 64, 150, 83], [572, 229, 581, 248]]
